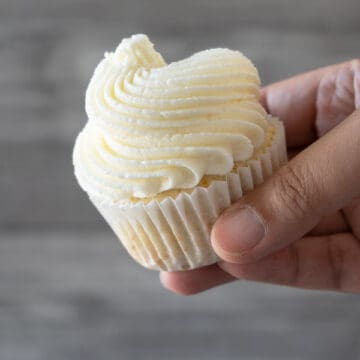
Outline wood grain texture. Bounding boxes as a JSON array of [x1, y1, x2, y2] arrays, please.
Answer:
[[1, 0, 360, 226], [1, 1, 360, 359], [1, 229, 360, 360]]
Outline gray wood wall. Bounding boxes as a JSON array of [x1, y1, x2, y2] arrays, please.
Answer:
[[1, 1, 360, 359], [2, 0, 360, 227]]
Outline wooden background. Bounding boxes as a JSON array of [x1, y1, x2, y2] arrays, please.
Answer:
[[1, 0, 360, 359]]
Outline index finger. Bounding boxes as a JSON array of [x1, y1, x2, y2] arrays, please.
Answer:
[[260, 61, 354, 147]]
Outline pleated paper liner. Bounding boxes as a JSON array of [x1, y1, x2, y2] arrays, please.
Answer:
[[91, 117, 287, 271]]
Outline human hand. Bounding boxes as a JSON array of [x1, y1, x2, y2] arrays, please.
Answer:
[[161, 60, 360, 294]]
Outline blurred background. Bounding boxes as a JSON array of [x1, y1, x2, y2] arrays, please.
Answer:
[[1, 0, 360, 359]]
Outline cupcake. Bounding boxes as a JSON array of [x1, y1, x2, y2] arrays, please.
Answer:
[[73, 34, 287, 271]]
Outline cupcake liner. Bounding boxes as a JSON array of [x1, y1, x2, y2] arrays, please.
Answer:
[[91, 118, 287, 271]]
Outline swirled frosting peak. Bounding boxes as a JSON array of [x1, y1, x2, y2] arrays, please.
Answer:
[[73, 34, 270, 203]]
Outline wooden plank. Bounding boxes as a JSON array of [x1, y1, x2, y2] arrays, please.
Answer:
[[2, 0, 360, 225], [0, 229, 359, 360], [1, 25, 359, 225], [1, 0, 360, 34], [1, 14, 360, 144]]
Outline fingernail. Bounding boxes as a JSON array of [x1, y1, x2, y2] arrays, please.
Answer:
[[354, 63, 360, 108], [212, 207, 265, 256], [159, 272, 167, 284]]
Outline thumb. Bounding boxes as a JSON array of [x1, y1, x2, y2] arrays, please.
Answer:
[[211, 109, 360, 264]]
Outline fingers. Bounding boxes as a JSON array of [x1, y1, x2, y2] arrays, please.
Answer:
[[261, 59, 360, 147], [316, 59, 360, 136], [219, 233, 360, 293], [160, 211, 349, 296], [307, 211, 349, 236], [160, 212, 350, 296], [211, 109, 360, 264], [160, 264, 235, 295], [261, 67, 323, 147], [161, 233, 360, 295], [343, 198, 360, 239]]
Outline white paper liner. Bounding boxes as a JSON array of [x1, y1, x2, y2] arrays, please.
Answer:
[[91, 118, 287, 271]]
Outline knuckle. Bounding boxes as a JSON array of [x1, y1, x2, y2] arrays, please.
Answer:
[[271, 163, 313, 220]]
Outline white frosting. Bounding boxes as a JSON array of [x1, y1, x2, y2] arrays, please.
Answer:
[[73, 34, 269, 203]]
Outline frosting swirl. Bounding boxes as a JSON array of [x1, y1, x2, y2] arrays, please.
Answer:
[[73, 34, 270, 203]]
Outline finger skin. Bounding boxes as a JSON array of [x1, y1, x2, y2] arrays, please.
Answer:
[[219, 233, 360, 293], [261, 69, 322, 146], [260, 59, 360, 147], [161, 233, 360, 295], [160, 209, 349, 296], [343, 198, 360, 239], [316, 59, 360, 136], [212, 109, 360, 264], [308, 211, 349, 236], [160, 264, 235, 295], [161, 61, 360, 296], [162, 233, 360, 295]]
